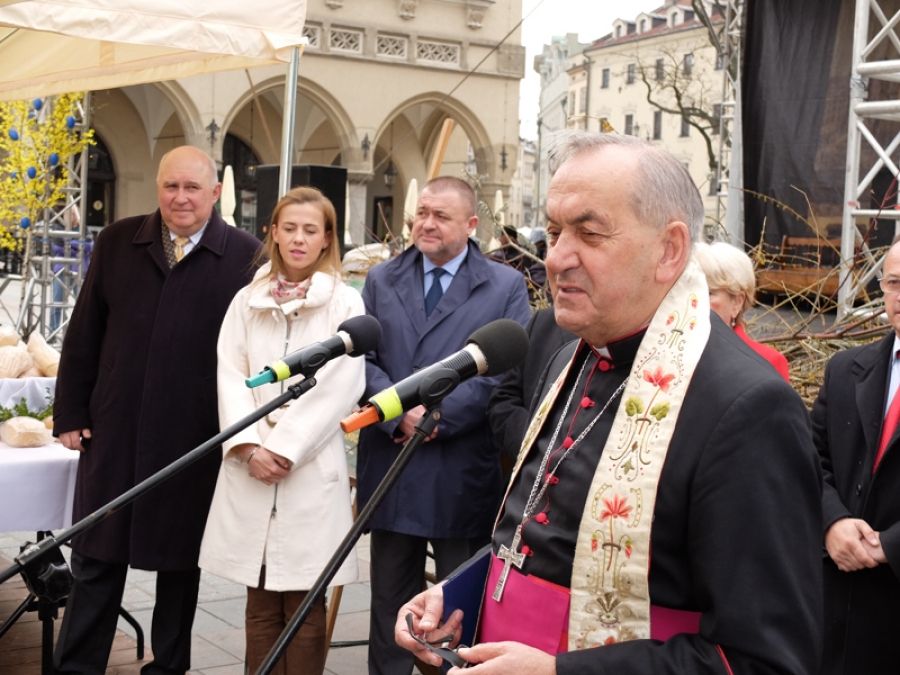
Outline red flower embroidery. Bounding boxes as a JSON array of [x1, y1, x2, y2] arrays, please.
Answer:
[[690, 295, 698, 308], [642, 366, 675, 393], [600, 494, 632, 522], [604, 636, 617, 645], [591, 536, 598, 552], [625, 545, 633, 558], [666, 315, 674, 326]]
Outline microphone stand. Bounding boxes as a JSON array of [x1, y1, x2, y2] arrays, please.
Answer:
[[255, 371, 458, 675], [0, 377, 319, 588]]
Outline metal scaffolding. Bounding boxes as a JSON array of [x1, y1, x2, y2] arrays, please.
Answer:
[[839, 0, 900, 316], [714, 0, 745, 243], [16, 92, 91, 346]]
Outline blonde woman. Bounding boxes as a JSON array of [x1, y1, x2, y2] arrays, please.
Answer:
[[695, 241, 790, 382], [200, 187, 364, 675]]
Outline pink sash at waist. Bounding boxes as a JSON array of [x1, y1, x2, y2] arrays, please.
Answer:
[[479, 552, 700, 653]]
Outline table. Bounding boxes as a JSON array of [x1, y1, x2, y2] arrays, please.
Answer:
[[0, 442, 78, 532]]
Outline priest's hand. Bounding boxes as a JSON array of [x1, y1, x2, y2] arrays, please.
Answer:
[[452, 642, 556, 675], [59, 428, 91, 451], [825, 517, 882, 571], [395, 583, 462, 666]]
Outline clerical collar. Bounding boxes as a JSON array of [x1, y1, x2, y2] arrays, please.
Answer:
[[583, 326, 647, 369]]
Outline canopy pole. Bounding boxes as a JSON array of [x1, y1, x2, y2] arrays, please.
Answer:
[[278, 46, 300, 199]]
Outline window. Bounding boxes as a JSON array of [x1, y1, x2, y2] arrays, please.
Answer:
[[653, 110, 662, 140], [712, 104, 722, 135], [302, 25, 321, 49], [683, 53, 694, 77], [640, 19, 647, 32], [709, 174, 718, 196], [625, 114, 634, 136], [655, 58, 665, 81], [601, 68, 610, 89], [568, 95, 575, 116], [599, 117, 610, 132], [616, 25, 623, 38], [626, 63, 636, 84], [417, 40, 461, 66], [680, 115, 690, 137], [377, 34, 408, 59], [329, 28, 363, 54], [715, 52, 725, 70], [579, 87, 587, 113]]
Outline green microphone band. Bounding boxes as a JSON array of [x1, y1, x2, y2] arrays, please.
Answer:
[[269, 360, 292, 382], [370, 388, 403, 421]]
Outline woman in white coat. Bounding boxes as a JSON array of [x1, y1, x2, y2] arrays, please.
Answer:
[[200, 187, 364, 675]]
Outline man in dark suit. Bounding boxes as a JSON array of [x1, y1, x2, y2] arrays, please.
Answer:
[[812, 242, 900, 675], [53, 146, 261, 675], [487, 305, 575, 466], [397, 131, 822, 674], [358, 176, 531, 675]]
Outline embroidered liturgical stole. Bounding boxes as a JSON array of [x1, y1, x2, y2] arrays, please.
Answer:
[[503, 256, 711, 650]]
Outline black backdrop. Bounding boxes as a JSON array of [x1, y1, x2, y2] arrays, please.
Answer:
[[743, 0, 900, 251]]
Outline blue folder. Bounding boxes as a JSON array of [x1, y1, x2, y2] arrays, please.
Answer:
[[440, 544, 491, 647]]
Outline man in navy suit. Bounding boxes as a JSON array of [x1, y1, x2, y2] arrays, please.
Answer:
[[813, 241, 900, 675], [358, 176, 531, 675]]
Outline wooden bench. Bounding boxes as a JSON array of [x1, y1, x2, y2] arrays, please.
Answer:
[[756, 236, 845, 298]]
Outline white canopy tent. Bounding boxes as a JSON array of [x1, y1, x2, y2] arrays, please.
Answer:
[[0, 1, 307, 100], [0, 1, 308, 338], [0, 0, 308, 192]]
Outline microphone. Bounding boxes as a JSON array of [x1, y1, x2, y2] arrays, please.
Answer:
[[340, 318, 529, 432], [245, 315, 382, 388]]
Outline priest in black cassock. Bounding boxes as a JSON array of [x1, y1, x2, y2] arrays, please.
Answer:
[[395, 130, 823, 675]]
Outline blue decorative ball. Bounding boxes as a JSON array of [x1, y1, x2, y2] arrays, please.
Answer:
[[26, 166, 36, 179], [32, 98, 42, 111], [8, 129, 18, 141], [65, 116, 76, 129], [49, 153, 59, 166], [10, 171, 17, 179], [20, 217, 30, 230]]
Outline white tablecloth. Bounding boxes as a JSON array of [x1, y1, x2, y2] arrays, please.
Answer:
[[0, 441, 79, 532], [0, 377, 56, 412]]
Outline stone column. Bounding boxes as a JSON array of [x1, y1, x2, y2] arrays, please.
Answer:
[[347, 171, 374, 245]]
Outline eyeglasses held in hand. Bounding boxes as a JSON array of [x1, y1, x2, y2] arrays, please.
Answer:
[[405, 612, 469, 669]]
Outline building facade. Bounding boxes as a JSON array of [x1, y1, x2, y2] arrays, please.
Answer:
[[507, 137, 535, 231], [562, 1, 723, 222], [83, 0, 525, 244], [532, 33, 588, 228]]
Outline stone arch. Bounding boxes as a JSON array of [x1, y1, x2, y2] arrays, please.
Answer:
[[380, 93, 496, 178], [153, 80, 204, 143], [221, 74, 359, 166]]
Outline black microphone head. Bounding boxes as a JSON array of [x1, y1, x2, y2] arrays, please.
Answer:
[[340, 315, 383, 357], [466, 318, 529, 377]]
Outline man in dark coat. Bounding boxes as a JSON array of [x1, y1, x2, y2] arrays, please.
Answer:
[[358, 176, 531, 675], [487, 306, 575, 465], [53, 146, 261, 675], [812, 241, 900, 675], [397, 131, 823, 675]]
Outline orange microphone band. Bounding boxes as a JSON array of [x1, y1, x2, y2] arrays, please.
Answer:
[[340, 404, 382, 433]]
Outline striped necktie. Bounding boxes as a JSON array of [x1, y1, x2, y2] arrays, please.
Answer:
[[173, 236, 190, 262]]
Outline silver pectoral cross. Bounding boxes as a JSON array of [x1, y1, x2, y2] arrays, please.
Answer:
[[492, 524, 526, 602]]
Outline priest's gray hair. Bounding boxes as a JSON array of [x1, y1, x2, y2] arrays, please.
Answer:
[[546, 130, 704, 242]]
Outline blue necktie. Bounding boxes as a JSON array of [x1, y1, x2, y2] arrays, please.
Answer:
[[425, 268, 446, 317]]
